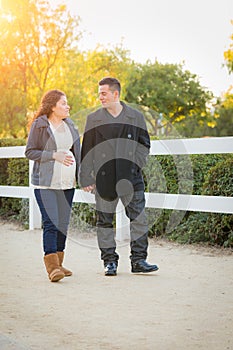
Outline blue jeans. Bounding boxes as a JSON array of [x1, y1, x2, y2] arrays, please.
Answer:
[[96, 190, 148, 264], [34, 188, 74, 255]]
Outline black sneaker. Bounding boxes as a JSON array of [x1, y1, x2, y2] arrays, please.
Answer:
[[104, 262, 118, 276], [131, 260, 159, 273]]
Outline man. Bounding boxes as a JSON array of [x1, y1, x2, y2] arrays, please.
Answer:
[[79, 77, 159, 276]]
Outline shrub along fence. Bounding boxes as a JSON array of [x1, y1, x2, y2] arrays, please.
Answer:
[[0, 137, 233, 246]]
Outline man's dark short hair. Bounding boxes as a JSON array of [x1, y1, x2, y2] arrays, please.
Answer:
[[99, 77, 121, 96]]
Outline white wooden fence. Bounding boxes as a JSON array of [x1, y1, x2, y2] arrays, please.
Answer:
[[0, 137, 232, 239]]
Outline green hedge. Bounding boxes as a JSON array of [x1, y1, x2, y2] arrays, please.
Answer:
[[70, 203, 97, 232], [144, 153, 230, 239], [201, 157, 233, 246], [169, 156, 233, 247], [0, 138, 28, 223], [0, 138, 26, 184]]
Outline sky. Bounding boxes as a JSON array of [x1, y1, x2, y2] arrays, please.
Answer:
[[51, 0, 232, 97]]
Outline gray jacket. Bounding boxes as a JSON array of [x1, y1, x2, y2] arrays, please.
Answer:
[[25, 115, 80, 187]]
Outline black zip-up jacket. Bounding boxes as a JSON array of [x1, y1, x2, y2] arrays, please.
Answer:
[[79, 102, 150, 198]]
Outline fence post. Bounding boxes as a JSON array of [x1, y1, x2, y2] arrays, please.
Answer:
[[116, 200, 130, 242]]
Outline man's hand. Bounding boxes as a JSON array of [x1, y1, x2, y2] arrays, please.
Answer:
[[82, 184, 96, 193]]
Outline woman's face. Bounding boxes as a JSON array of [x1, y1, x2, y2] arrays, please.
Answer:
[[52, 95, 70, 119]]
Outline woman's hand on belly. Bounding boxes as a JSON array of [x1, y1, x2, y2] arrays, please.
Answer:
[[53, 151, 74, 167]]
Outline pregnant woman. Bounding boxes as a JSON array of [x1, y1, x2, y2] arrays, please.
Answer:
[[25, 89, 80, 282]]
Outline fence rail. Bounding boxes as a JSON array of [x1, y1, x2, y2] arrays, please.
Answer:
[[0, 137, 232, 238]]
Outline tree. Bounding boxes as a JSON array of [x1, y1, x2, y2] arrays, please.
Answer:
[[124, 61, 215, 138], [209, 23, 233, 137], [211, 93, 233, 136], [63, 44, 133, 133], [224, 20, 233, 74], [0, 0, 81, 137]]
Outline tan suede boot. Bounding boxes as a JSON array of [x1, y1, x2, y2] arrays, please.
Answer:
[[44, 253, 65, 282], [57, 251, 72, 277]]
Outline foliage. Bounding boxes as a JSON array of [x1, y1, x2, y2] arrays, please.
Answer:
[[0, 138, 28, 219], [0, 157, 29, 218], [0, 0, 81, 137], [70, 203, 96, 232], [0, 138, 26, 184], [190, 154, 230, 194], [1, 1, 230, 140], [170, 156, 233, 247], [124, 61, 215, 137], [203, 155, 233, 247], [210, 92, 233, 136], [202, 156, 233, 196], [168, 212, 210, 244], [0, 1, 232, 141], [144, 153, 230, 238], [66, 44, 133, 134], [0, 0, 134, 137], [17, 198, 29, 229], [224, 20, 233, 74]]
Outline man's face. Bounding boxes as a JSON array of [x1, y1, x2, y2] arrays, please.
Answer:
[[98, 84, 118, 109]]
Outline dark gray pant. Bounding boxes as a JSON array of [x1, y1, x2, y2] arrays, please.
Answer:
[[96, 190, 148, 264]]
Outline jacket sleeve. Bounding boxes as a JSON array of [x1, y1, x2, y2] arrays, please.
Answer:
[[25, 122, 54, 162], [78, 115, 96, 187], [69, 122, 81, 182], [135, 114, 150, 169]]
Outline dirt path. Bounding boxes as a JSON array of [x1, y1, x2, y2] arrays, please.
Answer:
[[0, 221, 232, 350]]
